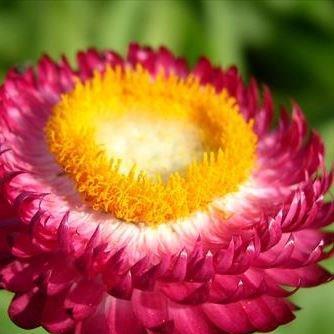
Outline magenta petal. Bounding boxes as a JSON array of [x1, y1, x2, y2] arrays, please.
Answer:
[[0, 193, 15, 219], [64, 279, 104, 321], [108, 297, 145, 334], [0, 260, 44, 293], [160, 281, 210, 304], [163, 250, 187, 281], [203, 296, 295, 334], [105, 270, 132, 300], [41, 292, 75, 334], [11, 233, 41, 259], [169, 303, 217, 334], [76, 312, 109, 334], [132, 290, 169, 330], [102, 248, 133, 299], [241, 296, 295, 332], [202, 302, 254, 333], [8, 288, 44, 329], [46, 261, 77, 296], [267, 264, 332, 287], [262, 296, 296, 326]]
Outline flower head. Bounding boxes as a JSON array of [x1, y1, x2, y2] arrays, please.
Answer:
[[0, 44, 333, 334]]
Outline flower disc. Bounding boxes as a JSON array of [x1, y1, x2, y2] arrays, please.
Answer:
[[45, 66, 257, 225]]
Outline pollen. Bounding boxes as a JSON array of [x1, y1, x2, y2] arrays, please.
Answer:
[[44, 65, 257, 225]]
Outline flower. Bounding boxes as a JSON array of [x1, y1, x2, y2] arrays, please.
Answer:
[[0, 43, 333, 334]]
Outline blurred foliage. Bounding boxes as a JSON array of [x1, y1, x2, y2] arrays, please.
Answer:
[[0, 0, 333, 333]]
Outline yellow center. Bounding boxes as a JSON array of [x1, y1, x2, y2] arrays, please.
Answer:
[[45, 66, 257, 226]]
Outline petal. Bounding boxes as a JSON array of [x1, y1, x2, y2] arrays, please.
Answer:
[[108, 297, 145, 334], [64, 279, 104, 321], [132, 290, 169, 330], [169, 303, 217, 334], [8, 288, 44, 329]]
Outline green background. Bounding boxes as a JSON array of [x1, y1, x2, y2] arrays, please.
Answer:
[[0, 0, 333, 333]]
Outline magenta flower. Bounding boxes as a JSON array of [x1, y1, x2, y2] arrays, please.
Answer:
[[0, 44, 333, 334]]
